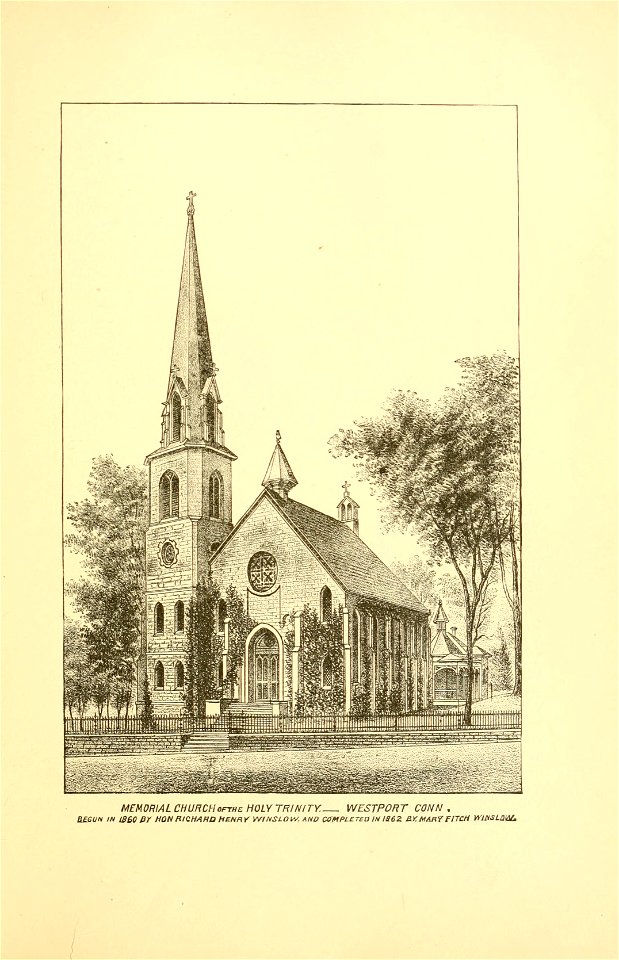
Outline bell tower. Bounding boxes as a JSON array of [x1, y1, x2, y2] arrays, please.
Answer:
[[141, 193, 236, 713], [337, 481, 360, 535]]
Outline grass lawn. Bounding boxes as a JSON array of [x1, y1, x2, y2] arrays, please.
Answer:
[[473, 693, 521, 712]]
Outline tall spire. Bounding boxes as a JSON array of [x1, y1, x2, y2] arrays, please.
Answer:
[[262, 431, 298, 500], [167, 192, 214, 439]]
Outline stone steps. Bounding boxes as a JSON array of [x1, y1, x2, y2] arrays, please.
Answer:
[[225, 701, 286, 717], [181, 732, 230, 754]]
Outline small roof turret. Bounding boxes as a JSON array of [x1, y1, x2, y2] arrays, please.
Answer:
[[262, 431, 298, 500], [434, 601, 449, 629]]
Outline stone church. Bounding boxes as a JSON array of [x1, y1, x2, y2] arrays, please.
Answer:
[[141, 195, 432, 716]]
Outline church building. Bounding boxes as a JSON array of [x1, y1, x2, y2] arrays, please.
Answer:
[[141, 195, 432, 716]]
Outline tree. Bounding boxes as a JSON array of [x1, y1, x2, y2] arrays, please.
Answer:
[[140, 675, 155, 731], [224, 585, 256, 697], [65, 455, 147, 713], [184, 577, 221, 717], [330, 352, 519, 723], [456, 356, 521, 695], [284, 605, 344, 716], [392, 555, 464, 626], [64, 618, 93, 729], [492, 626, 513, 692]]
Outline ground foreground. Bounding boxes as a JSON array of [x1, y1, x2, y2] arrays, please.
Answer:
[[66, 741, 521, 794]]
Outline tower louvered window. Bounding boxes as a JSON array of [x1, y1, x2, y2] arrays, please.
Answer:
[[209, 472, 222, 519], [206, 396, 216, 442], [172, 393, 182, 441], [159, 471, 179, 520]]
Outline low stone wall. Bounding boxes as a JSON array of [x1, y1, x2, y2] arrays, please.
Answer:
[[65, 728, 519, 756], [229, 729, 520, 752], [65, 735, 182, 756]]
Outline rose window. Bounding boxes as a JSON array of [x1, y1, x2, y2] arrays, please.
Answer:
[[248, 552, 278, 592], [160, 540, 178, 567]]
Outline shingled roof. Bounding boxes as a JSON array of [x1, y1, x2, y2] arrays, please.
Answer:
[[267, 492, 427, 614]]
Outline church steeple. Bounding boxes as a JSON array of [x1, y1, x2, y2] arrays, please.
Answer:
[[162, 192, 220, 447], [262, 431, 298, 500]]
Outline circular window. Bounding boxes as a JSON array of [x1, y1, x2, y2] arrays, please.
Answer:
[[160, 540, 178, 567], [248, 551, 278, 592]]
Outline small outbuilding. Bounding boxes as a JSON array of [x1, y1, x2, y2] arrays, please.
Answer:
[[431, 602, 491, 706]]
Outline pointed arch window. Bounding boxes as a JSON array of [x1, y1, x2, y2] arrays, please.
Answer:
[[159, 471, 179, 520], [175, 662, 185, 689], [321, 655, 333, 689], [371, 615, 378, 649], [205, 395, 217, 443], [320, 586, 332, 622], [154, 661, 164, 689], [154, 603, 164, 635], [346, 503, 352, 520], [352, 610, 361, 683], [340, 504, 346, 520], [209, 472, 223, 519], [171, 393, 182, 441], [174, 601, 185, 633]]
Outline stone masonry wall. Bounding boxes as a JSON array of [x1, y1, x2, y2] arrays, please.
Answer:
[[211, 495, 345, 624], [65, 735, 182, 756]]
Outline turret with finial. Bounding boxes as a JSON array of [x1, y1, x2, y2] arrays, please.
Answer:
[[262, 430, 298, 500], [337, 480, 360, 535]]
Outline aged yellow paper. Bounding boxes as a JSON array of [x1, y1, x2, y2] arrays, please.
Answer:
[[2, 3, 616, 959]]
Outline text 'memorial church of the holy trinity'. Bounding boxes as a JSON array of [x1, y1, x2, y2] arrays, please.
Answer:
[[140, 194, 490, 717]]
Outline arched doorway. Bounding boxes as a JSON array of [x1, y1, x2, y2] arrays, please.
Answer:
[[247, 627, 281, 702]]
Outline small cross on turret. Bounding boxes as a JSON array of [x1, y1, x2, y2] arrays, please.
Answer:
[[186, 190, 196, 217], [337, 481, 360, 536]]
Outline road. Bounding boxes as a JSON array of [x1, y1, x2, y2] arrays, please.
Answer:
[[66, 740, 521, 794]]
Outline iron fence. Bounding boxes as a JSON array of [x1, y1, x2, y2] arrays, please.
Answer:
[[65, 709, 521, 736]]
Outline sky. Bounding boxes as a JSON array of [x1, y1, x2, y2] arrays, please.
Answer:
[[62, 102, 518, 594]]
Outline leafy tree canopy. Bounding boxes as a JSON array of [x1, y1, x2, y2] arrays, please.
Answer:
[[330, 352, 520, 720], [65, 455, 148, 706]]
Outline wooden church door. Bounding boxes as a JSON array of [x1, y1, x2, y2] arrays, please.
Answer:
[[252, 631, 280, 701]]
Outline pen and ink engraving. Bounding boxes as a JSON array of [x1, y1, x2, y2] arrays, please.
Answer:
[[64, 107, 521, 795]]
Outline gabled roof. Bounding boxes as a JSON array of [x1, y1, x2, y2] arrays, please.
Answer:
[[210, 489, 428, 614], [431, 628, 490, 661], [270, 493, 427, 614]]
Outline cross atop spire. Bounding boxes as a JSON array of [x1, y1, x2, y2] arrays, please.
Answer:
[[342, 481, 350, 496], [186, 190, 196, 217]]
